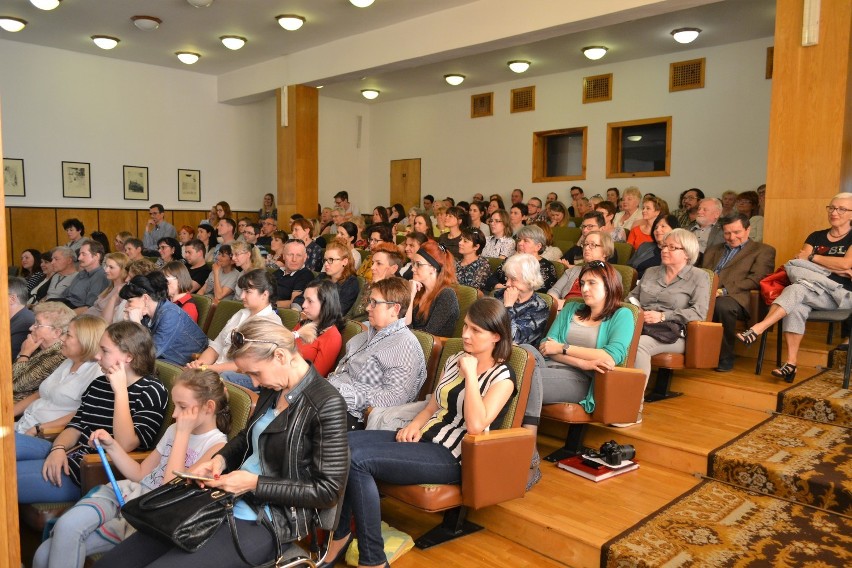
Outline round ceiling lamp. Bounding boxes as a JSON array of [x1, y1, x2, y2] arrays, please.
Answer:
[[0, 17, 27, 32], [30, 0, 61, 10], [582, 46, 608, 60], [671, 28, 702, 44], [220, 35, 247, 50], [507, 60, 530, 73], [176, 51, 200, 65], [626, 135, 643, 142], [91, 35, 120, 50], [361, 89, 380, 100], [186, 0, 213, 7], [131, 16, 161, 31], [350, 0, 376, 7], [276, 15, 305, 31], [444, 74, 465, 86]]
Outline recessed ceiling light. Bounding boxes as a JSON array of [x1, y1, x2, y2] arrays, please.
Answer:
[[671, 28, 702, 44], [91, 35, 120, 50], [30, 0, 61, 10], [316, 85, 324, 89], [626, 135, 643, 142], [0, 17, 27, 32], [350, 0, 376, 7], [176, 51, 200, 65], [131, 16, 161, 31], [444, 74, 465, 86], [186, 0, 213, 7], [507, 60, 530, 73], [582, 46, 608, 60], [220, 36, 246, 50], [361, 89, 380, 100], [276, 15, 305, 31]]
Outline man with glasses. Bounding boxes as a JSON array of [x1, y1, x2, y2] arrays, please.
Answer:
[[275, 240, 314, 309], [568, 186, 585, 217], [142, 204, 176, 250], [257, 217, 277, 248], [333, 190, 359, 220], [9, 276, 35, 359], [561, 212, 616, 265], [673, 188, 705, 229], [327, 277, 426, 430], [526, 197, 547, 225], [242, 222, 267, 257]]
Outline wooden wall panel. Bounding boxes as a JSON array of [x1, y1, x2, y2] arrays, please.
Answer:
[[5, 209, 11, 267], [55, 209, 99, 246], [9, 208, 57, 262], [98, 209, 140, 249], [277, 85, 318, 223], [172, 211, 207, 233]]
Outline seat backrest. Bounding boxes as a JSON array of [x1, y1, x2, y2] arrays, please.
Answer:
[[154, 361, 182, 443], [452, 284, 482, 338], [190, 294, 214, 333], [700, 268, 719, 321], [206, 300, 244, 340], [614, 242, 634, 265], [612, 264, 638, 299], [345, 276, 367, 318], [223, 381, 256, 440], [335, 320, 367, 366], [277, 307, 301, 330], [549, 259, 566, 280], [554, 240, 573, 254], [486, 256, 503, 274], [536, 292, 558, 334], [411, 331, 444, 400], [552, 226, 581, 244]]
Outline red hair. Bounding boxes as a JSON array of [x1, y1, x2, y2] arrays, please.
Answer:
[[413, 240, 457, 320]]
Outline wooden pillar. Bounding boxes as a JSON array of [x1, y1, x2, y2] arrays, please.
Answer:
[[0, 101, 23, 568], [276, 85, 319, 223], [764, 0, 852, 262]]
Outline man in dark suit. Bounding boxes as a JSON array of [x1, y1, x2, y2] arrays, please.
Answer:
[[701, 213, 776, 372]]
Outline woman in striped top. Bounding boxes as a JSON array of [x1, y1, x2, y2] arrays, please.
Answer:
[[16, 321, 167, 504], [321, 298, 516, 568]]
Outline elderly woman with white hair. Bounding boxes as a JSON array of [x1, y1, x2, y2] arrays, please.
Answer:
[[486, 224, 557, 293], [625, 228, 710, 425], [495, 253, 550, 347]]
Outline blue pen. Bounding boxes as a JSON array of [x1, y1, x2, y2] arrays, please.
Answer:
[[93, 438, 125, 507]]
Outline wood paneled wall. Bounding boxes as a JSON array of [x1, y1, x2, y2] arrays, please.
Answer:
[[4, 207, 261, 266], [277, 85, 319, 223]]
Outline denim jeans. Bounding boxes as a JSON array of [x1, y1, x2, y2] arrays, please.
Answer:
[[221, 370, 259, 393], [333, 430, 460, 566], [16, 432, 81, 504]]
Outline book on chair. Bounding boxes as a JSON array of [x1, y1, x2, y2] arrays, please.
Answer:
[[557, 455, 639, 482]]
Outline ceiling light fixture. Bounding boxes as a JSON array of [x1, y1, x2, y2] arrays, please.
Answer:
[[361, 89, 380, 100], [186, 0, 213, 7], [30, 0, 61, 10], [0, 17, 27, 32], [671, 27, 702, 44], [582, 46, 608, 60], [444, 74, 465, 86], [91, 35, 120, 50], [276, 15, 305, 31], [350, 0, 375, 7], [507, 60, 530, 73], [131, 16, 161, 31], [220, 35, 247, 50], [176, 51, 200, 65], [626, 135, 643, 142]]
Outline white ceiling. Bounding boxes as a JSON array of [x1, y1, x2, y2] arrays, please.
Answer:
[[0, 0, 776, 104]]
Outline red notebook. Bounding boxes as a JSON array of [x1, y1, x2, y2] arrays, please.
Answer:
[[557, 455, 639, 482]]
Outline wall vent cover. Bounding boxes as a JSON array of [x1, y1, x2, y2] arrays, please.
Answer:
[[511, 86, 535, 113], [583, 73, 613, 103], [670, 58, 705, 92], [470, 92, 493, 118]]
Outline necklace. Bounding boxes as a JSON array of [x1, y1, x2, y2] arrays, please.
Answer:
[[828, 227, 851, 239]]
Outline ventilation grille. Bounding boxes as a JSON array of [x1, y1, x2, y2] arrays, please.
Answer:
[[670, 58, 705, 92], [511, 86, 535, 113], [583, 73, 612, 103], [766, 46, 774, 79], [470, 92, 493, 118]]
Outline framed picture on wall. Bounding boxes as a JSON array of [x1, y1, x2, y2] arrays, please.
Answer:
[[123, 165, 149, 200], [177, 168, 201, 202], [3, 158, 25, 197], [62, 161, 91, 198]]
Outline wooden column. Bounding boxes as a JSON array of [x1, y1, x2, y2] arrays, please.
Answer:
[[764, 0, 852, 262], [276, 85, 319, 222], [0, 102, 23, 568]]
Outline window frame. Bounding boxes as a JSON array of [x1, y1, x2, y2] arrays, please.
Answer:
[[606, 116, 672, 178], [532, 126, 588, 183]]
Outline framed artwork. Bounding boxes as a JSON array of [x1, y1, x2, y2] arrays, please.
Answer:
[[177, 168, 201, 202], [62, 161, 91, 198], [3, 158, 25, 196], [123, 165, 149, 200]]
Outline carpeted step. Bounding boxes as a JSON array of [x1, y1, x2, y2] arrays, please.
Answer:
[[776, 368, 851, 428]]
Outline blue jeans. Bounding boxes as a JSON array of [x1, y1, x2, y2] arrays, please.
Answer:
[[221, 370, 259, 393], [333, 430, 460, 566], [16, 432, 81, 503]]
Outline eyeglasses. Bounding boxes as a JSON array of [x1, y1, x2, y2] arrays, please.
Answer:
[[411, 261, 432, 269], [826, 206, 850, 214], [230, 330, 280, 349], [30, 323, 58, 331], [368, 238, 382, 244], [583, 242, 602, 249], [488, 219, 503, 224], [323, 257, 342, 264], [580, 224, 599, 231], [660, 244, 685, 252], [367, 299, 398, 309]]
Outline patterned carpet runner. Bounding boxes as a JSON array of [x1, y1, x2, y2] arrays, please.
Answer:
[[776, 361, 851, 428]]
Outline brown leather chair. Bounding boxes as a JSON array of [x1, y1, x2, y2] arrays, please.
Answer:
[[646, 269, 723, 401], [377, 339, 536, 549], [540, 302, 645, 462]]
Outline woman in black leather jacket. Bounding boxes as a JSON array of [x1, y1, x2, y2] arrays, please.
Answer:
[[95, 318, 350, 567]]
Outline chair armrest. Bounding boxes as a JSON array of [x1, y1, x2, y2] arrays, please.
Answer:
[[685, 321, 723, 368], [80, 451, 150, 494], [589, 367, 646, 425], [460, 428, 535, 510], [39, 426, 63, 441]]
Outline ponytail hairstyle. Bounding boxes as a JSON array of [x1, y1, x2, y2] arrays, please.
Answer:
[[175, 368, 232, 435]]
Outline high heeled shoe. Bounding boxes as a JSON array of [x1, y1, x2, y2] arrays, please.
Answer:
[[737, 328, 760, 345], [316, 533, 354, 568], [771, 363, 797, 383]]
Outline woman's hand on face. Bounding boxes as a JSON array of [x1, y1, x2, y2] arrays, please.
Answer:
[[19, 334, 42, 356], [205, 470, 258, 494], [124, 306, 144, 324], [212, 263, 221, 275], [396, 423, 422, 443], [458, 352, 479, 379], [42, 449, 69, 486], [410, 279, 423, 296], [174, 404, 200, 434], [502, 286, 520, 307], [104, 360, 129, 391], [642, 310, 664, 324], [88, 429, 116, 449]]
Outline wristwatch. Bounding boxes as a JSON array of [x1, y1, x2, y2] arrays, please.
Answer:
[[808, 252, 816, 262], [660, 312, 666, 322], [35, 423, 43, 437], [562, 343, 570, 355]]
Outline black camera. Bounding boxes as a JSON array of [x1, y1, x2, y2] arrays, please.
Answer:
[[597, 440, 636, 466]]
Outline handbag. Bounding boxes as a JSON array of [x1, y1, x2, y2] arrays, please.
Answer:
[[759, 266, 789, 305], [641, 321, 684, 344]]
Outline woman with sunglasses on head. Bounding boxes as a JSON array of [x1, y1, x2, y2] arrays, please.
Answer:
[[406, 240, 460, 337], [120, 272, 209, 366], [455, 227, 491, 289], [200, 244, 239, 305], [548, 231, 619, 311], [481, 209, 515, 259], [322, 297, 515, 568], [162, 261, 198, 323], [13, 303, 76, 403], [294, 241, 360, 316], [295, 279, 345, 377]]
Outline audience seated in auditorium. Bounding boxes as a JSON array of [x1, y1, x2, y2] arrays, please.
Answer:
[[671, 188, 704, 229], [40, 247, 79, 303], [358, 223, 396, 280], [562, 212, 615, 265], [12, 303, 75, 405], [399, 231, 427, 280], [200, 244, 238, 305], [294, 279, 345, 377], [720, 190, 738, 217], [594, 201, 626, 243], [550, 232, 621, 311], [162, 262, 199, 323], [487, 225, 557, 294], [294, 241, 360, 315], [496, 253, 550, 348], [29, 252, 55, 305], [196, 224, 217, 262], [482, 209, 516, 259], [455, 227, 491, 289], [9, 277, 35, 360], [231, 241, 266, 299], [290, 218, 323, 272], [154, 237, 182, 269], [259, 192, 278, 220], [60, 240, 109, 313], [142, 204, 177, 250], [123, 238, 145, 262], [62, 218, 86, 254], [439, 207, 468, 260], [18, 248, 44, 292], [690, 198, 726, 260], [406, 240, 460, 337], [85, 252, 128, 321], [214, 218, 238, 254], [534, 221, 564, 263], [525, 197, 546, 225], [182, 239, 211, 293], [240, 222, 267, 258], [334, 190, 360, 220], [351, 243, 404, 320], [111, 258, 157, 324], [257, 216, 277, 248], [628, 196, 668, 250], [273, 239, 314, 309], [736, 189, 765, 242], [628, 214, 679, 279], [613, 186, 643, 232], [336, 221, 363, 269], [509, 203, 528, 236], [547, 201, 571, 228], [177, 225, 195, 245]]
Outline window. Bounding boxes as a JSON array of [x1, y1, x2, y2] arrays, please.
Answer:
[[532, 127, 587, 182], [606, 117, 672, 178]]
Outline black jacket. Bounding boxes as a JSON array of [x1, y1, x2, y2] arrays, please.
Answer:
[[217, 365, 349, 542]]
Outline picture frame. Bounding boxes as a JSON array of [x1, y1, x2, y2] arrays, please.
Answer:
[[62, 161, 92, 198], [177, 168, 201, 202], [123, 165, 149, 201], [3, 158, 25, 197]]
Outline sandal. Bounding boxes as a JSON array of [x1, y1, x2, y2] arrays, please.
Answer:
[[771, 363, 797, 383], [737, 328, 760, 345]]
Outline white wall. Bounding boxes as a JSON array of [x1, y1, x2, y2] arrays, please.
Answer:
[[318, 97, 371, 212], [353, 37, 772, 210], [0, 39, 276, 211]]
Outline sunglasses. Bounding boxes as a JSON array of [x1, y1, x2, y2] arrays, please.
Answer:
[[230, 330, 280, 349]]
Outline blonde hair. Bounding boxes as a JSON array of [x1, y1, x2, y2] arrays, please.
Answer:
[[622, 186, 642, 201], [230, 241, 265, 270], [32, 302, 75, 331], [70, 314, 109, 361], [227, 318, 317, 362], [100, 252, 129, 297]]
